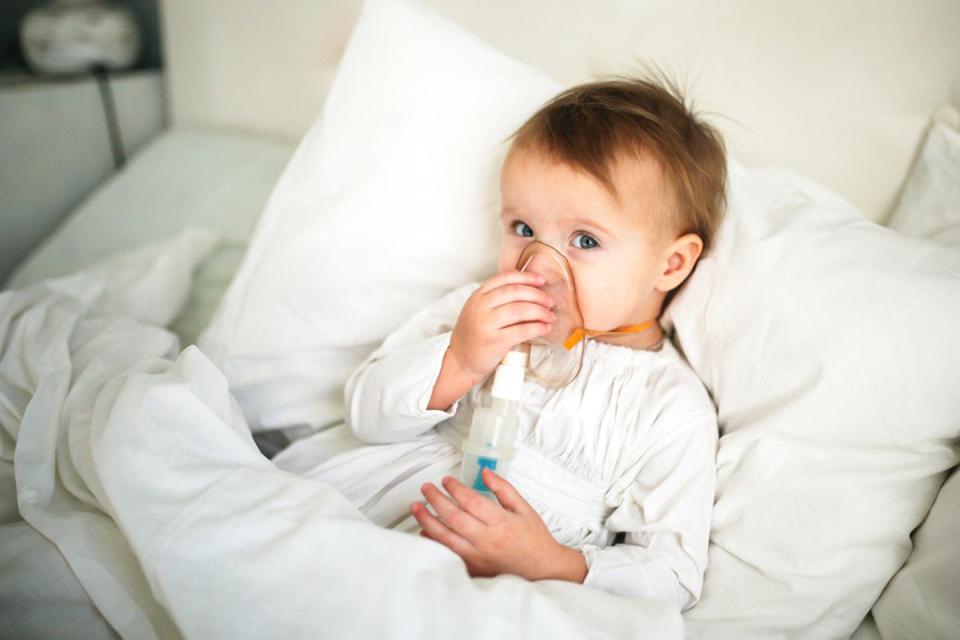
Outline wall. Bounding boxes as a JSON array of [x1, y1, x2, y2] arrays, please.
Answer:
[[0, 0, 165, 285], [162, 0, 960, 223], [0, 71, 166, 285]]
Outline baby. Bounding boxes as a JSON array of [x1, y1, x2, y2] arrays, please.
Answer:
[[274, 76, 726, 611]]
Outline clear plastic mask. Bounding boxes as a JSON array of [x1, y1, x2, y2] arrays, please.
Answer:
[[513, 240, 661, 389], [515, 241, 585, 389]]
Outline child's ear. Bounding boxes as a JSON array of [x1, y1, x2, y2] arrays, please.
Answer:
[[655, 233, 703, 293]]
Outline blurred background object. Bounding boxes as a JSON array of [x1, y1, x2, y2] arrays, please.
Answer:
[[20, 0, 142, 74], [0, 0, 163, 285]]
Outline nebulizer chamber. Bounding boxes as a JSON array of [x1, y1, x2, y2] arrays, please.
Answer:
[[459, 241, 585, 498], [458, 347, 527, 498]]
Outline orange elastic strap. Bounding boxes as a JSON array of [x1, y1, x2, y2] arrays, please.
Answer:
[[563, 320, 657, 350]]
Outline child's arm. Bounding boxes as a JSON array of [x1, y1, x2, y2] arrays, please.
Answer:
[[347, 271, 554, 442], [426, 347, 482, 412], [579, 410, 718, 610]]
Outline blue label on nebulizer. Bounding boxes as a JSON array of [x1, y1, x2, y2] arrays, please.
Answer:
[[472, 456, 497, 492]]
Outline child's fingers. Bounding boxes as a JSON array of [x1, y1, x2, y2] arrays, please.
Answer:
[[491, 301, 556, 330], [440, 476, 501, 525], [411, 502, 473, 557], [420, 482, 485, 541], [503, 321, 553, 345], [485, 283, 555, 312], [481, 468, 534, 515], [478, 270, 545, 294]]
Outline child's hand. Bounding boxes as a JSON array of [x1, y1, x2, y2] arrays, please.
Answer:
[[448, 271, 555, 381], [411, 469, 587, 583]]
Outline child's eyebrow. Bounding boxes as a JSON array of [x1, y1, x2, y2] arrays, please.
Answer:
[[500, 208, 613, 237], [563, 216, 613, 237]]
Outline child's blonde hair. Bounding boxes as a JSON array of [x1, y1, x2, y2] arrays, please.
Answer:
[[508, 76, 727, 255]]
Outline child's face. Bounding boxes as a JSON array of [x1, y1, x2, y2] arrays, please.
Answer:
[[498, 146, 692, 343]]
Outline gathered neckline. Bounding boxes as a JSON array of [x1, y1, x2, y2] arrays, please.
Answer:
[[584, 334, 670, 363]]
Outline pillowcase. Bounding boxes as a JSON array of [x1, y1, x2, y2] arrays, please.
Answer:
[[665, 159, 960, 639], [870, 468, 959, 639], [198, 0, 560, 433], [886, 110, 960, 243], [867, 109, 960, 640]]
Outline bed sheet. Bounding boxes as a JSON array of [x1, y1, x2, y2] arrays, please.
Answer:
[[5, 127, 294, 347]]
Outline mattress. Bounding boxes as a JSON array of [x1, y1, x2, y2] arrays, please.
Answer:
[[6, 127, 295, 346]]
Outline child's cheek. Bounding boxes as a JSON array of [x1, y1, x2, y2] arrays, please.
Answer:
[[577, 279, 625, 331], [576, 287, 602, 329], [497, 247, 518, 273]]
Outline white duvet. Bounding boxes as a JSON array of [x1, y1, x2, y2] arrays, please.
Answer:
[[0, 230, 681, 639]]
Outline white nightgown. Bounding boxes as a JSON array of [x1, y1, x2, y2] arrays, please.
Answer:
[[272, 282, 718, 610]]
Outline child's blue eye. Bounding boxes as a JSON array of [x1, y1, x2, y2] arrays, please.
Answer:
[[572, 233, 599, 250], [512, 221, 534, 238]]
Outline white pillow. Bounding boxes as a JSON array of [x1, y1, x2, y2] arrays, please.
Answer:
[[666, 160, 960, 639], [886, 111, 960, 243], [199, 0, 560, 432], [867, 110, 960, 640], [870, 468, 960, 639]]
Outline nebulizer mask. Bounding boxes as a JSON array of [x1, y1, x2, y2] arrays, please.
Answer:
[[459, 241, 657, 498]]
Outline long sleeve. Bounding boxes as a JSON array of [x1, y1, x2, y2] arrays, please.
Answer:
[[344, 283, 480, 444], [580, 410, 718, 611]]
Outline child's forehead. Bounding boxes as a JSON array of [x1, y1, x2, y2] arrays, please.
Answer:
[[506, 142, 668, 188], [502, 145, 675, 222]]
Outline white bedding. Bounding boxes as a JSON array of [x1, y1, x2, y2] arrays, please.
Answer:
[[0, 230, 682, 638], [3, 2, 956, 634]]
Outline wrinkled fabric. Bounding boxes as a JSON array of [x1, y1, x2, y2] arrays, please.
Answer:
[[274, 282, 718, 610]]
